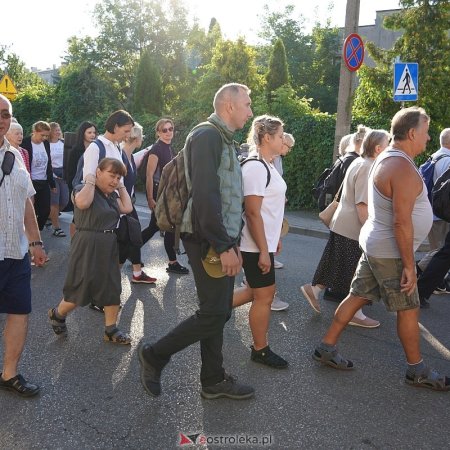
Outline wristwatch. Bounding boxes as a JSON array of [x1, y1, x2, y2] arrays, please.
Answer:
[[29, 240, 44, 247]]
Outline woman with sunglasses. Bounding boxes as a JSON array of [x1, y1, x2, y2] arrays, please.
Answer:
[[21, 121, 56, 231], [141, 118, 189, 274]]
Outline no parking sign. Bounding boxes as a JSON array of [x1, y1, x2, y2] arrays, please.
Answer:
[[343, 33, 364, 72]]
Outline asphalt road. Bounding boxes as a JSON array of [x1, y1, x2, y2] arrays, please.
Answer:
[[0, 209, 449, 450]]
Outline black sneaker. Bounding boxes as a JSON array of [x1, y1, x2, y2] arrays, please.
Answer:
[[251, 345, 288, 369], [137, 342, 162, 397], [201, 374, 254, 400], [0, 373, 40, 397], [166, 261, 189, 275], [420, 297, 430, 309]]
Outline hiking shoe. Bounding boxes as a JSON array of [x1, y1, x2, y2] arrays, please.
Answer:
[[0, 373, 40, 397], [301, 284, 321, 313], [274, 259, 284, 269], [348, 316, 380, 328], [166, 261, 189, 274], [251, 345, 288, 369], [137, 342, 162, 397], [271, 296, 289, 311], [201, 374, 254, 400], [132, 271, 157, 284]]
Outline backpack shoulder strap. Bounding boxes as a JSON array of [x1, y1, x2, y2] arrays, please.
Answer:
[[94, 138, 106, 160], [240, 156, 271, 188]]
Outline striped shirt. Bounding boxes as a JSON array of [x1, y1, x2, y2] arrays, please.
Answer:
[[0, 138, 36, 260]]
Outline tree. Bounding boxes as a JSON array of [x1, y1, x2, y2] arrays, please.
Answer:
[[182, 38, 263, 125], [65, 0, 191, 110], [354, 0, 450, 135], [307, 22, 340, 113], [258, 4, 340, 113], [266, 38, 290, 103], [51, 65, 116, 132], [133, 50, 162, 116]]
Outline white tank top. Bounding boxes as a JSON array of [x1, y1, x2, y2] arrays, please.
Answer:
[[359, 149, 432, 258]]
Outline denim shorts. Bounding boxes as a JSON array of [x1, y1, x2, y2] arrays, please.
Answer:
[[0, 255, 32, 314], [350, 252, 420, 312]]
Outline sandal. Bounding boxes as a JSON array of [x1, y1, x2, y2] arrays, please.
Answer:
[[104, 328, 131, 345], [48, 308, 67, 335], [52, 228, 66, 237], [312, 346, 354, 370], [405, 368, 450, 391]]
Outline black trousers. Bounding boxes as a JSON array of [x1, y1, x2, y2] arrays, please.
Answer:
[[118, 207, 142, 265], [32, 180, 51, 230], [141, 182, 176, 261], [150, 239, 235, 387], [418, 230, 450, 299]]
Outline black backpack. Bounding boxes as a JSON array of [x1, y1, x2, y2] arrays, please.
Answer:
[[432, 166, 450, 222], [312, 152, 358, 211], [72, 139, 106, 188]]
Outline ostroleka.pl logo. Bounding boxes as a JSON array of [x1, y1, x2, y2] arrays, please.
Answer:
[[179, 432, 274, 447]]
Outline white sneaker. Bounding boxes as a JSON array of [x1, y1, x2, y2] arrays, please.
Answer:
[[274, 260, 284, 269], [271, 296, 289, 311]]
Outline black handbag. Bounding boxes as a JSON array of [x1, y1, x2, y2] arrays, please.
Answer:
[[116, 215, 143, 247]]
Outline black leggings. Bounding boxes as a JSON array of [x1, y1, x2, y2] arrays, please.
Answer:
[[32, 180, 51, 230], [141, 182, 176, 261]]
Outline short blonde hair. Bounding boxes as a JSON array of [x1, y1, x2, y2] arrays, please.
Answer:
[[32, 121, 51, 132]]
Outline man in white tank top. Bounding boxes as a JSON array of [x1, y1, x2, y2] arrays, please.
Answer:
[[312, 107, 449, 392]]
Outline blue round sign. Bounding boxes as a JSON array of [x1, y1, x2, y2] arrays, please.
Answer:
[[343, 33, 364, 72]]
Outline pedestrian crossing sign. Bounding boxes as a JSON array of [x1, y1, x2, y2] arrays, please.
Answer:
[[393, 63, 418, 102]]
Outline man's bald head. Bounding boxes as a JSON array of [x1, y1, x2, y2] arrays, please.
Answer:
[[0, 94, 13, 142], [213, 83, 250, 113]]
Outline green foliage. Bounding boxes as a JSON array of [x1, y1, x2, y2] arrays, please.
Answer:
[[266, 39, 290, 102], [354, 0, 450, 132], [258, 5, 340, 113], [51, 65, 116, 132], [12, 84, 55, 134], [133, 50, 162, 116], [180, 38, 264, 125]]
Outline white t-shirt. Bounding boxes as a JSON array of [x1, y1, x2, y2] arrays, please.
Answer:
[[82, 135, 122, 179], [50, 140, 64, 169], [30, 142, 48, 180], [240, 158, 287, 253]]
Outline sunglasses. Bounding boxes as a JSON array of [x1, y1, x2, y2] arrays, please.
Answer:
[[161, 126, 174, 133], [0, 150, 16, 187], [0, 110, 12, 120]]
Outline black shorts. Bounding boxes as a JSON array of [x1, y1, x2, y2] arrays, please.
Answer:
[[241, 251, 275, 289], [0, 255, 32, 314]]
